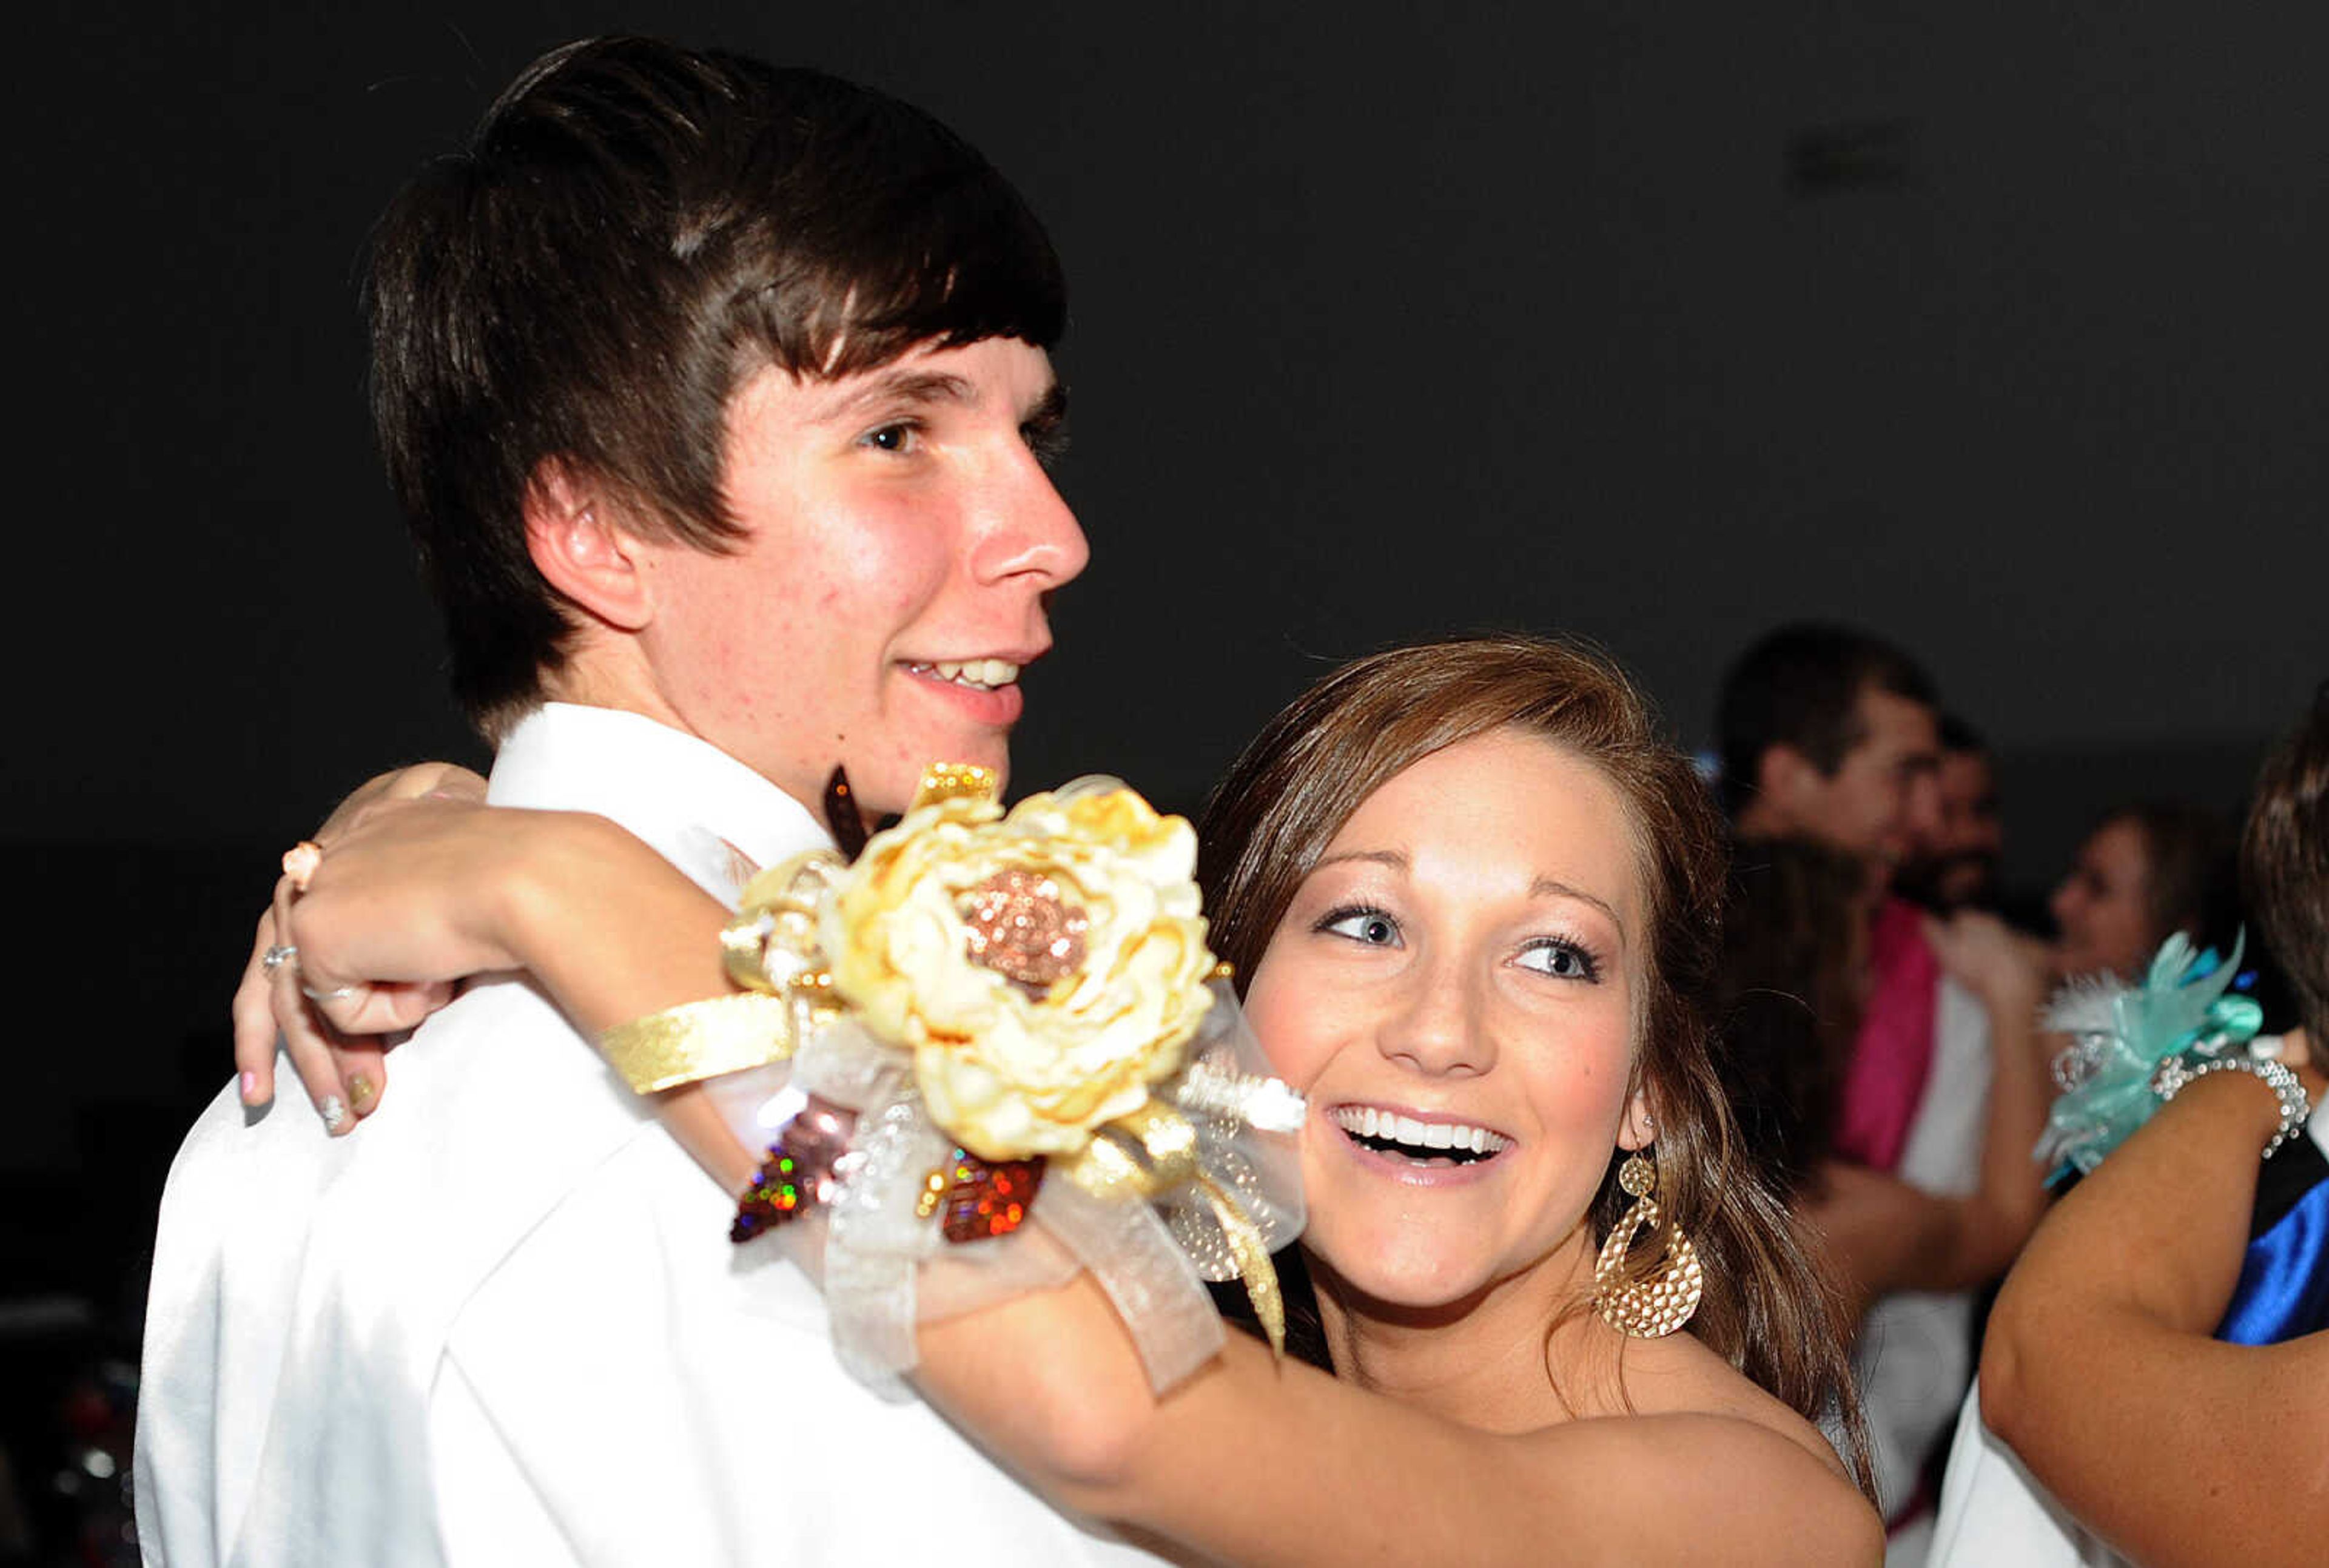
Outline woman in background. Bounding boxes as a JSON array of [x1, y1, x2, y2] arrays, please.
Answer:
[[2049, 801, 2237, 981], [1931, 687, 2329, 1567]]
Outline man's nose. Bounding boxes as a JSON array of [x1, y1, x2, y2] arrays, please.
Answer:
[[973, 456, 1088, 591], [1904, 773, 1944, 838]]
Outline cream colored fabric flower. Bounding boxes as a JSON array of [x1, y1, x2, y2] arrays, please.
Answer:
[[824, 779, 1217, 1160]]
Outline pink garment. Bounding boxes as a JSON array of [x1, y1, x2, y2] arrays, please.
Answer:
[[1835, 897, 1941, 1173]]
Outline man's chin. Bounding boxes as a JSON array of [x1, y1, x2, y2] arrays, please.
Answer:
[[854, 745, 1013, 821]]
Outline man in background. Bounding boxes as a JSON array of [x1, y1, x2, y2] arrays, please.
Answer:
[[1901, 715, 2006, 915], [1719, 624, 2048, 1562]]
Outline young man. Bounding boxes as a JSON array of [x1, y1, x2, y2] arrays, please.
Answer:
[[1718, 625, 2048, 1555], [135, 39, 1146, 1566], [1900, 716, 2006, 915]]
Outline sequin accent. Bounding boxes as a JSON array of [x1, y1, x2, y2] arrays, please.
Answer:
[[938, 1147, 1047, 1242], [959, 869, 1090, 992], [731, 1151, 806, 1242]]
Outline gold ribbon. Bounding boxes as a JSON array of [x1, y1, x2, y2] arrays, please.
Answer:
[[1063, 1100, 1286, 1358], [599, 992, 803, 1094], [1195, 1172, 1285, 1358], [599, 849, 844, 1094]]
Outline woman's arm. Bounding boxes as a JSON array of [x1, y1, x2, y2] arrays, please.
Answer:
[[919, 1270, 1879, 1567], [287, 807, 1882, 1566], [1979, 1063, 2329, 1568], [1806, 911, 2051, 1311], [231, 762, 486, 1123], [287, 802, 757, 1185]]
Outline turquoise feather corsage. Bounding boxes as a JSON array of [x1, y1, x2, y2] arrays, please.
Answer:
[[2035, 932, 2264, 1182]]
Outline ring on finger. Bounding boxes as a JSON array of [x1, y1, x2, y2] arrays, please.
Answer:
[[302, 981, 358, 1004], [282, 840, 324, 892], [263, 943, 299, 975]]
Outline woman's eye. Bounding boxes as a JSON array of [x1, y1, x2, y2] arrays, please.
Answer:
[[1516, 940, 1599, 981], [1320, 907, 1401, 947]]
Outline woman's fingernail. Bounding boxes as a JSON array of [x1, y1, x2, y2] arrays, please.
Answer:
[[321, 1097, 349, 1134], [240, 1071, 259, 1103], [348, 1075, 377, 1113]]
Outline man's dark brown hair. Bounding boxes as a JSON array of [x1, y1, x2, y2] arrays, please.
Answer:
[[368, 37, 1067, 732], [1715, 623, 1937, 818]]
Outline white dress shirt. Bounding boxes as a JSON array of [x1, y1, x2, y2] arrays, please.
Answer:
[[136, 704, 1160, 1567], [1861, 976, 1991, 1566]]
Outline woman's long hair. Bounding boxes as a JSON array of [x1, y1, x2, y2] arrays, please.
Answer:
[[1198, 634, 1874, 1496], [1718, 836, 1871, 1197]]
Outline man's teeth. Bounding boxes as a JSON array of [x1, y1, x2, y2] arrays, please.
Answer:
[[1329, 1106, 1510, 1158], [923, 659, 1020, 690]]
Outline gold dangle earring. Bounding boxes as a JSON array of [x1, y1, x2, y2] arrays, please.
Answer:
[[1591, 1149, 1704, 1338]]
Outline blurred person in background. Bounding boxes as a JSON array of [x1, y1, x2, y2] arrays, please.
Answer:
[[1719, 625, 2052, 1562], [1899, 717, 2005, 916], [2048, 801, 2239, 982], [1931, 687, 2329, 1568]]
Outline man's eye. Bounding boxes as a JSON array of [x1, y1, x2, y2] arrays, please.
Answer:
[[1319, 907, 1400, 947], [1516, 940, 1600, 982], [861, 421, 921, 453]]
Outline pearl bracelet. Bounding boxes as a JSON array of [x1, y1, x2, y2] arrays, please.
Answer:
[[2149, 1053, 2312, 1159]]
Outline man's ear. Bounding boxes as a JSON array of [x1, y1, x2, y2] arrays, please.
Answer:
[[523, 463, 653, 633], [1755, 742, 1823, 822]]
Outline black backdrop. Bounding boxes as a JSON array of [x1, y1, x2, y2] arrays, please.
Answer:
[[6, 0, 2324, 1369]]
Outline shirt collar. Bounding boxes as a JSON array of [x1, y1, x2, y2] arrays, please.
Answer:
[[485, 703, 831, 903]]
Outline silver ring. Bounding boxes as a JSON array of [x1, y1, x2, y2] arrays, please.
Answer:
[[263, 944, 299, 975], [302, 983, 358, 1004]]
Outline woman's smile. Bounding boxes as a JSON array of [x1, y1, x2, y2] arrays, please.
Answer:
[[1325, 1102, 1513, 1182], [1245, 728, 1650, 1311]]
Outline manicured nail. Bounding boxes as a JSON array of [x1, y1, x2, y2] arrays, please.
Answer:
[[240, 1070, 258, 1103], [321, 1096, 349, 1134], [348, 1075, 377, 1114]]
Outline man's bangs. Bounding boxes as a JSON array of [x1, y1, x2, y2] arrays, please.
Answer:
[[768, 173, 1067, 381]]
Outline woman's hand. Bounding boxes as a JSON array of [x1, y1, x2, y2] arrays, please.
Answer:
[[230, 763, 485, 1129], [1922, 910, 2045, 1018]]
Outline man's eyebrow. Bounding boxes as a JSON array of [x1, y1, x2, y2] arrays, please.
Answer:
[[1528, 877, 1628, 944], [810, 368, 979, 424]]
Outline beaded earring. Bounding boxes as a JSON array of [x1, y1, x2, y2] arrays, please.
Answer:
[[1591, 1150, 1704, 1338]]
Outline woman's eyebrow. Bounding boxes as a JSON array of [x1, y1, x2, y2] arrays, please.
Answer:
[[1528, 876, 1627, 943], [1312, 849, 1406, 873]]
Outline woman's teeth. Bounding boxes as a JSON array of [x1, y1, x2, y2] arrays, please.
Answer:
[[1329, 1106, 1509, 1163], [918, 659, 1020, 691]]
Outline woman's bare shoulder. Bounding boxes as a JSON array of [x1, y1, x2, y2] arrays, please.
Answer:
[[1510, 1338, 1881, 1565], [1608, 1330, 1854, 1482]]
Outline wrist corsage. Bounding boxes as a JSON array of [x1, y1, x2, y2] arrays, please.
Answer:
[[600, 765, 1305, 1396], [2037, 932, 2307, 1178]]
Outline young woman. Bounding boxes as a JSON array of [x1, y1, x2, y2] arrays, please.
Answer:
[[2048, 800, 2237, 982], [257, 636, 1882, 1563], [1931, 689, 2329, 1568]]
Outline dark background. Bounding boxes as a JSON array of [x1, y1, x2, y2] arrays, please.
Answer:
[[3, 3, 2323, 1544]]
